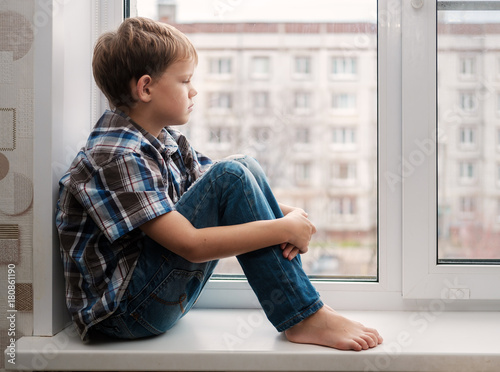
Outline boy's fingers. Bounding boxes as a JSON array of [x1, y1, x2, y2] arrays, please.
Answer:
[[288, 247, 301, 260], [282, 243, 295, 258]]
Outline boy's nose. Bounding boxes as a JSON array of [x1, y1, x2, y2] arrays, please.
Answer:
[[190, 88, 197, 98]]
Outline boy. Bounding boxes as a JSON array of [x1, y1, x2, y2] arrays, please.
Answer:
[[56, 17, 382, 351]]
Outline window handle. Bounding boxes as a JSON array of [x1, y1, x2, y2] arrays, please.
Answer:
[[411, 0, 424, 9]]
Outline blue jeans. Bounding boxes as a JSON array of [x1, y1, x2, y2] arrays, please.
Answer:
[[91, 156, 323, 339]]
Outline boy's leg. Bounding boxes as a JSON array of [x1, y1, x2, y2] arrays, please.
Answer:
[[90, 236, 218, 339], [175, 156, 322, 331], [177, 156, 382, 351]]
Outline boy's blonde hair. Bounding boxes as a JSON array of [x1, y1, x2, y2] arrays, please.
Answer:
[[92, 17, 198, 109]]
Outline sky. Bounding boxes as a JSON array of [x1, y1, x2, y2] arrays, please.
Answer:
[[136, 0, 377, 23]]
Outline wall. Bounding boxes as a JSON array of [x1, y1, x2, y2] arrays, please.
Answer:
[[0, 0, 35, 368]]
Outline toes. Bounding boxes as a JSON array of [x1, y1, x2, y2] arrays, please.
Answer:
[[354, 337, 369, 350], [363, 326, 383, 345], [361, 333, 377, 348]]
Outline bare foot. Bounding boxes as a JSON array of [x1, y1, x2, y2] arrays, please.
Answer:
[[284, 305, 383, 351]]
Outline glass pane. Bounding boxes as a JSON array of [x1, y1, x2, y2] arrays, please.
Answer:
[[437, 1, 500, 262], [135, 0, 378, 279]]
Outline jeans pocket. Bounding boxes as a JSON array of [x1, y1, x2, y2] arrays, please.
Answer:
[[129, 268, 205, 336]]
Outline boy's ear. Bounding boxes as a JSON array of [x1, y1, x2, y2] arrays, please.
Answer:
[[132, 75, 153, 103]]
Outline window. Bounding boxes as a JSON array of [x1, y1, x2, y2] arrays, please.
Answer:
[[135, 0, 379, 287], [459, 91, 477, 112], [459, 126, 476, 149], [331, 57, 357, 78], [208, 92, 233, 110], [252, 91, 269, 111], [294, 91, 312, 111], [295, 127, 310, 145], [293, 56, 312, 77], [497, 163, 500, 186], [403, 0, 500, 300], [331, 93, 357, 111], [295, 162, 312, 185], [252, 127, 272, 143], [331, 162, 357, 185], [32, 0, 500, 339], [459, 56, 476, 78], [458, 161, 476, 183], [329, 197, 356, 219], [208, 127, 232, 145], [459, 195, 476, 215], [332, 127, 356, 147], [210, 57, 232, 75]]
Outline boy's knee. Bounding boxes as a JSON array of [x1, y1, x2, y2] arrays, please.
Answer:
[[211, 156, 264, 184], [224, 154, 246, 161], [211, 158, 248, 178]]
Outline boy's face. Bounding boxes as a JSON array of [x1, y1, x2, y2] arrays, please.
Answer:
[[148, 58, 197, 127]]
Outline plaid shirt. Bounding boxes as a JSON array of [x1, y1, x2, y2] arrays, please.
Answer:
[[55, 109, 212, 340]]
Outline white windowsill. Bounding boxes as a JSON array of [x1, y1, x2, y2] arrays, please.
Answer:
[[6, 309, 500, 372]]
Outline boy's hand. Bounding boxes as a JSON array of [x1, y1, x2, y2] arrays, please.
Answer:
[[280, 209, 316, 260], [280, 243, 301, 261]]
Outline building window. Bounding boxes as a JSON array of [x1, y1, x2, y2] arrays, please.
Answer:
[[459, 196, 476, 215], [252, 127, 272, 144], [293, 56, 312, 78], [329, 197, 357, 218], [294, 91, 311, 111], [459, 92, 477, 112], [252, 91, 269, 111], [295, 127, 310, 145], [332, 127, 356, 146], [209, 92, 233, 110], [331, 57, 357, 77], [251, 56, 270, 79], [331, 93, 357, 111], [459, 56, 476, 78], [210, 57, 232, 75], [459, 126, 476, 149], [208, 127, 232, 144], [331, 162, 357, 185], [458, 161, 475, 183], [497, 163, 500, 187], [295, 162, 312, 185]]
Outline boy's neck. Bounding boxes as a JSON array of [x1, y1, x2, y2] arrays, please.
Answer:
[[119, 106, 163, 138]]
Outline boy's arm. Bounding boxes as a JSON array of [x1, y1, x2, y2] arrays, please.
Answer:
[[140, 209, 315, 263]]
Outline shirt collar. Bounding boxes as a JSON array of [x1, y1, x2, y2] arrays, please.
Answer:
[[113, 109, 178, 156]]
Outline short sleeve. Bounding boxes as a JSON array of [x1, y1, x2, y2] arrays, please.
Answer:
[[72, 152, 173, 242]]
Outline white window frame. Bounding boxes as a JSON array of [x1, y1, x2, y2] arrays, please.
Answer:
[[401, 0, 500, 300]]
